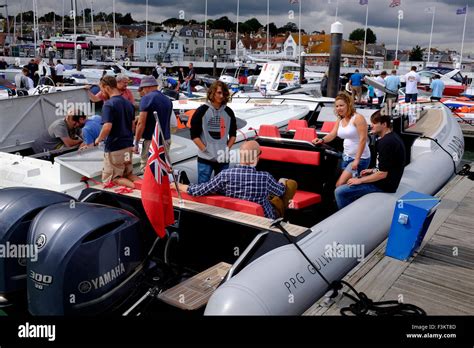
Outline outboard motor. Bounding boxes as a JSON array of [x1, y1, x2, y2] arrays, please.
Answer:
[[27, 202, 145, 315], [0, 188, 73, 299]]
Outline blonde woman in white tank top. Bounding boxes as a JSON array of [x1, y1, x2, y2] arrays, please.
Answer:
[[312, 93, 371, 187]]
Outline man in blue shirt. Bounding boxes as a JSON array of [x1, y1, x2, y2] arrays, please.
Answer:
[[384, 69, 400, 108], [94, 76, 140, 188], [179, 140, 297, 219], [80, 115, 103, 148], [429, 75, 445, 101], [134, 75, 174, 171], [349, 69, 363, 104]]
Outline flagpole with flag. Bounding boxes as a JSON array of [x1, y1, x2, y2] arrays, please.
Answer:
[[425, 6, 436, 64], [459, 4, 468, 67], [395, 9, 403, 61], [361, 0, 369, 68], [141, 112, 177, 239]]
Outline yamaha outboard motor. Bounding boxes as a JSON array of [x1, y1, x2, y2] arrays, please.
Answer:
[[0, 188, 73, 299], [27, 202, 145, 315]]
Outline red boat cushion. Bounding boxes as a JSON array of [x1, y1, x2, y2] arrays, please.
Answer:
[[289, 190, 322, 209], [171, 189, 265, 217], [294, 127, 317, 142], [287, 119, 309, 131], [134, 179, 143, 190], [258, 125, 281, 138], [260, 146, 320, 166], [320, 121, 336, 133]]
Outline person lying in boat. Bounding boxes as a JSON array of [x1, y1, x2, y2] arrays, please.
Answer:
[[178, 140, 297, 219], [334, 111, 406, 210], [79, 115, 103, 149], [31, 110, 86, 154], [313, 92, 371, 187], [94, 75, 141, 189]]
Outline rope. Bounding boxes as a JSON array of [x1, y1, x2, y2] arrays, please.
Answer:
[[339, 280, 426, 316]]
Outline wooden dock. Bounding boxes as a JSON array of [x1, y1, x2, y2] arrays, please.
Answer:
[[461, 124, 474, 139], [304, 172, 474, 316]]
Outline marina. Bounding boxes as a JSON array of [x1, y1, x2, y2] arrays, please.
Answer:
[[0, 0, 473, 345]]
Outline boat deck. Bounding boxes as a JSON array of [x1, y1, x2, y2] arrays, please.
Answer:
[[304, 170, 474, 316], [89, 183, 309, 238], [461, 123, 474, 138]]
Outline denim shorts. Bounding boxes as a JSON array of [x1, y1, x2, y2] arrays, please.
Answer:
[[341, 155, 371, 177]]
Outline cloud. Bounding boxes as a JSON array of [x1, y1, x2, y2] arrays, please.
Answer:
[[12, 0, 474, 53]]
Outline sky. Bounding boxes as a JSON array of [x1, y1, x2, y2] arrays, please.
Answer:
[[5, 0, 474, 54]]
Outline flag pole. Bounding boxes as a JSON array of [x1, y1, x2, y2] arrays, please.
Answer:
[[236, 0, 239, 59], [266, 0, 269, 57], [395, 10, 401, 61], [362, 0, 369, 68], [204, 0, 207, 62], [427, 7, 435, 64], [145, 0, 148, 62], [460, 4, 468, 67], [298, 0, 302, 65], [153, 111, 183, 203]]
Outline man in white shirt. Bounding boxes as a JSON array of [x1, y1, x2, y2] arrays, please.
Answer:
[[374, 71, 387, 108], [404, 66, 420, 103], [55, 60, 65, 85]]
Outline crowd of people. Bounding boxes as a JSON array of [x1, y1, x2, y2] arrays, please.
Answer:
[[26, 57, 412, 220]]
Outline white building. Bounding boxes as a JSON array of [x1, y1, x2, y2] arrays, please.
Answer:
[[133, 32, 184, 62], [179, 26, 231, 59]]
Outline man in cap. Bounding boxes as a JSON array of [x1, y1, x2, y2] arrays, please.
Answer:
[[87, 73, 135, 105], [134, 76, 176, 171]]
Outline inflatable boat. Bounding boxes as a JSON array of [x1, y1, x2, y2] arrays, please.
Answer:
[[0, 102, 463, 316]]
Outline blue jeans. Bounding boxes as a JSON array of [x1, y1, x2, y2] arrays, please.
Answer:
[[334, 183, 383, 209], [341, 155, 371, 177], [405, 93, 417, 103], [198, 161, 229, 184]]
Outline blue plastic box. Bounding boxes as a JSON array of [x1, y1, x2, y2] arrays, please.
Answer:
[[386, 191, 440, 261]]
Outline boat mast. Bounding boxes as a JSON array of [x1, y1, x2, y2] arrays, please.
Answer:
[[145, 0, 148, 62], [235, 0, 239, 59], [90, 0, 94, 34]]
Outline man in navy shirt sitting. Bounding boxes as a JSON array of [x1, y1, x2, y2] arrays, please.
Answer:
[[134, 76, 175, 171], [179, 140, 297, 219], [94, 76, 140, 188], [349, 69, 363, 104]]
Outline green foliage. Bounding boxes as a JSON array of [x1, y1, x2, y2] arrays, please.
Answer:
[[349, 28, 376, 44], [409, 45, 424, 61]]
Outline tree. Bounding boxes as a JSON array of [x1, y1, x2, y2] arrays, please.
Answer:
[[278, 22, 299, 34], [409, 45, 423, 61], [268, 22, 278, 36], [213, 16, 235, 30], [119, 13, 134, 25], [244, 18, 263, 32], [349, 28, 376, 44]]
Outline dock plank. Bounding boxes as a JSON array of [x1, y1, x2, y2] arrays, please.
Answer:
[[305, 173, 474, 316]]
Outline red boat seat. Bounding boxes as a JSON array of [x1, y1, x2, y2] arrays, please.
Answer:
[[260, 146, 320, 166], [258, 125, 281, 138], [287, 119, 308, 131], [320, 121, 336, 133], [259, 146, 322, 209], [171, 189, 265, 217], [134, 179, 264, 216], [293, 127, 317, 142], [289, 190, 322, 210]]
